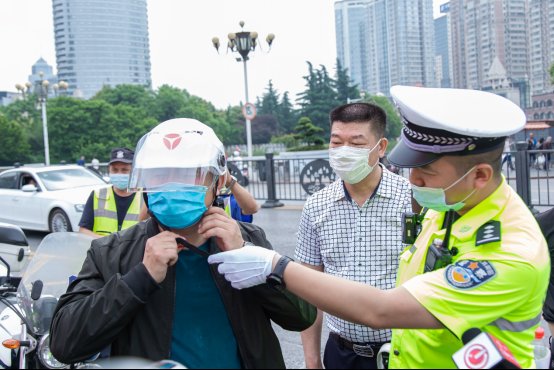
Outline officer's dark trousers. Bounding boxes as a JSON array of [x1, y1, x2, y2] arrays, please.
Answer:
[[323, 334, 381, 369]]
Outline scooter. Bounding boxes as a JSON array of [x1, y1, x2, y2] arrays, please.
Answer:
[[0, 231, 93, 369]]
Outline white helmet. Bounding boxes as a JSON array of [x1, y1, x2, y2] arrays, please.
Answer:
[[91, 158, 100, 169], [129, 118, 227, 191]]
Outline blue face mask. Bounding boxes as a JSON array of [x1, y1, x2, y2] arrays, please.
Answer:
[[147, 183, 209, 230], [110, 174, 130, 191]]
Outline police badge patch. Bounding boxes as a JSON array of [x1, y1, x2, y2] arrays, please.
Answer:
[[445, 260, 496, 289]]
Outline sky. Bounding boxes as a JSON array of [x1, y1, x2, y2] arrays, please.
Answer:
[[0, 0, 446, 109]]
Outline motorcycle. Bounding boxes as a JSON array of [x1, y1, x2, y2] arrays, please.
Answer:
[[0, 231, 93, 369]]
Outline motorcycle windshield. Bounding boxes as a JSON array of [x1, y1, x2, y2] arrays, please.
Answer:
[[17, 233, 93, 335]]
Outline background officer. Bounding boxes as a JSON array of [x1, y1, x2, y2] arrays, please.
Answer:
[[79, 147, 148, 238], [208, 86, 550, 368]]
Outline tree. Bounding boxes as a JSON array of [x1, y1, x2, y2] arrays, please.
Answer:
[[550, 63, 554, 85], [251, 114, 279, 144], [294, 116, 325, 147], [363, 94, 403, 142], [297, 62, 339, 138], [335, 59, 360, 104], [277, 92, 297, 134], [0, 114, 31, 165]]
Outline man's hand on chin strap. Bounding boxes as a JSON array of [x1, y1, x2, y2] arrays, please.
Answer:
[[208, 246, 279, 289]]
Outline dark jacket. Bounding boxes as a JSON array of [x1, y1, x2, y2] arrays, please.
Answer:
[[50, 219, 316, 368]]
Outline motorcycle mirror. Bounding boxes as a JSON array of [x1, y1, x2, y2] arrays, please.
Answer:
[[17, 248, 24, 263], [31, 280, 44, 301]]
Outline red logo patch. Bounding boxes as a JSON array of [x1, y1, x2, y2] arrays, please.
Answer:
[[163, 134, 182, 150], [464, 344, 489, 369]]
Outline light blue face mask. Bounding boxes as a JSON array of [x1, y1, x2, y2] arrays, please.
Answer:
[[110, 174, 130, 191], [412, 167, 477, 212], [147, 183, 209, 230]]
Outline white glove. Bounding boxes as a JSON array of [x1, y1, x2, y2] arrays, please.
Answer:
[[208, 245, 277, 290]]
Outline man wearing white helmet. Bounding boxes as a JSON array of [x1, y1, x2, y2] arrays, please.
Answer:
[[208, 87, 549, 368], [50, 118, 316, 369]]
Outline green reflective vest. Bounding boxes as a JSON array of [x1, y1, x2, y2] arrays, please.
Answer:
[[389, 180, 549, 369], [93, 187, 141, 236]]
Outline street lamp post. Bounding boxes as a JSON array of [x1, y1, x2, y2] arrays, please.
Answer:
[[16, 76, 67, 166], [212, 21, 275, 158]]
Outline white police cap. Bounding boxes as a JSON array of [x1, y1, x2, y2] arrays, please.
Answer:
[[388, 86, 526, 168]]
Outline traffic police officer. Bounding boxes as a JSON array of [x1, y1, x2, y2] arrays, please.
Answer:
[[208, 86, 550, 368], [79, 147, 148, 238]]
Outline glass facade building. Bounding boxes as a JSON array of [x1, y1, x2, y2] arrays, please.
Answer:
[[51, 0, 151, 99], [434, 4, 453, 88], [335, 0, 436, 96]]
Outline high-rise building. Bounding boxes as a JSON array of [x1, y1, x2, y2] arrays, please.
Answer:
[[51, 0, 152, 99], [434, 3, 453, 88], [335, 0, 435, 96], [529, 0, 554, 96], [450, 0, 529, 96], [28, 58, 59, 98]]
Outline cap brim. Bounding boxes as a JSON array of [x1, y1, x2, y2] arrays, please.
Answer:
[[388, 140, 441, 168], [109, 159, 133, 165]]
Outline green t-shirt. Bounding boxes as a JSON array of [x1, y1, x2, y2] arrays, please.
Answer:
[[390, 181, 550, 369], [171, 244, 242, 369]]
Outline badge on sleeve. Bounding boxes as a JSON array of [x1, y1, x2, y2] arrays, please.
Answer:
[[445, 260, 496, 289]]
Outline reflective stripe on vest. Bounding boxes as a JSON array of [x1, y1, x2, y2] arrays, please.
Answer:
[[488, 313, 542, 332], [93, 187, 141, 236]]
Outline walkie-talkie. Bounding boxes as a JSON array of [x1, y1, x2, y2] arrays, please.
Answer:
[[424, 238, 453, 273]]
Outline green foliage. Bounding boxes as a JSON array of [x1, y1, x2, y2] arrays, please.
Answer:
[[294, 116, 325, 147], [0, 114, 31, 166], [550, 63, 554, 85], [270, 134, 299, 149], [362, 94, 403, 141], [335, 59, 360, 105], [0, 61, 361, 165], [296, 62, 339, 138]]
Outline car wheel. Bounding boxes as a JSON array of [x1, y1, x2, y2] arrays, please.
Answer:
[[49, 209, 72, 233]]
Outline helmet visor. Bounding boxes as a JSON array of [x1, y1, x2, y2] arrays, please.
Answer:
[[129, 167, 218, 192]]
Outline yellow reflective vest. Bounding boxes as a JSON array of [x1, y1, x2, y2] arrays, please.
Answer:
[[93, 187, 141, 236], [389, 179, 549, 369]]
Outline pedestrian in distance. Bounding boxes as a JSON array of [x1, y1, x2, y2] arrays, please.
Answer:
[[76, 155, 86, 166], [78, 148, 148, 238], [88, 158, 104, 178], [296, 102, 412, 369], [209, 86, 549, 369], [218, 170, 260, 223], [51, 118, 316, 369], [501, 138, 514, 171]]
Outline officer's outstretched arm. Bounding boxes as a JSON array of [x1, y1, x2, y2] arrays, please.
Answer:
[[209, 247, 443, 330], [276, 260, 443, 330]]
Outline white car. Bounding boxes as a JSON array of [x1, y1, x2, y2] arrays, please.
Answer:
[[0, 165, 108, 232]]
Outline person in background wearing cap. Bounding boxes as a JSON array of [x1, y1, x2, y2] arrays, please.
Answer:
[[208, 86, 549, 368], [51, 119, 316, 369], [78, 148, 148, 238], [297, 103, 412, 370]]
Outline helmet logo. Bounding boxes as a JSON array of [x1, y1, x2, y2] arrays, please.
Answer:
[[163, 134, 182, 150]]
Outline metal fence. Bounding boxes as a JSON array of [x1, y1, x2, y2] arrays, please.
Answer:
[[230, 144, 554, 209], [1, 143, 553, 209]]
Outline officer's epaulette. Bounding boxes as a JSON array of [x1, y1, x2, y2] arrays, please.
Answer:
[[475, 221, 501, 246]]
